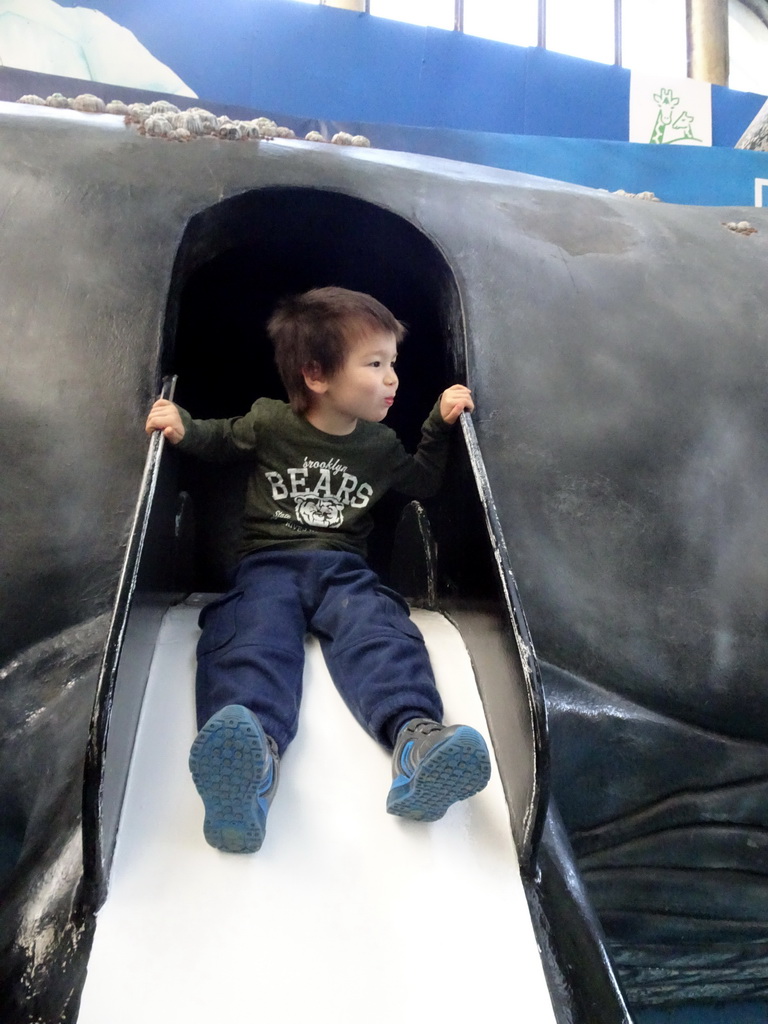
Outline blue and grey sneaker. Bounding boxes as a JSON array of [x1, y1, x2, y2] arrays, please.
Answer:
[[386, 718, 491, 822], [189, 704, 279, 853]]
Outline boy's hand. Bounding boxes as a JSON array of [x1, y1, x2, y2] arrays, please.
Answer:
[[439, 384, 474, 425], [145, 398, 185, 444]]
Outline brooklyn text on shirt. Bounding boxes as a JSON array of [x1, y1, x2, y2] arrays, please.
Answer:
[[302, 456, 348, 474]]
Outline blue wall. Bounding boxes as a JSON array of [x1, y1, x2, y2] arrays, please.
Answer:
[[40, 0, 768, 206], [340, 120, 768, 206], [56, 0, 766, 146]]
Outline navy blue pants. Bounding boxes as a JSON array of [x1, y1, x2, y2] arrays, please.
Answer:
[[195, 549, 444, 755]]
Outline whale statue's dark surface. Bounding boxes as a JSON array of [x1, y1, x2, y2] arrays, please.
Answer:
[[1, 102, 767, 1018]]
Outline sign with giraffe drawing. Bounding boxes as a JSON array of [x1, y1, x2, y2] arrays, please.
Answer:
[[629, 73, 712, 147]]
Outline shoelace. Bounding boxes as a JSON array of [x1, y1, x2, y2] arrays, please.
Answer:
[[409, 719, 442, 737]]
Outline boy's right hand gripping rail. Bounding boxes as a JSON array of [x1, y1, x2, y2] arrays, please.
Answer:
[[81, 375, 179, 918]]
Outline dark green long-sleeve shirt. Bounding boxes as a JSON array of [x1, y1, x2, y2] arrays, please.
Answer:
[[177, 398, 453, 559]]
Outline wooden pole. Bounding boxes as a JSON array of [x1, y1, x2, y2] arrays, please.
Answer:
[[686, 0, 729, 85], [321, 0, 366, 11]]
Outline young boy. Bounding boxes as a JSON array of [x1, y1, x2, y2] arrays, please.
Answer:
[[145, 286, 491, 854]]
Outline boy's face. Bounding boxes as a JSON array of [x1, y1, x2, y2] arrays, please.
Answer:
[[311, 330, 399, 429]]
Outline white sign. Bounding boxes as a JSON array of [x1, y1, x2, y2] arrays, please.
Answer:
[[630, 73, 712, 146]]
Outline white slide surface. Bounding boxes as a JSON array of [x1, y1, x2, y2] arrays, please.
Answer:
[[78, 600, 556, 1022]]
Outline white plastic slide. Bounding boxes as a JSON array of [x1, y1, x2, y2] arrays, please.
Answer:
[[77, 600, 556, 1022]]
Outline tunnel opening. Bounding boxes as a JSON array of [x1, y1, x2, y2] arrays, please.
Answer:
[[160, 186, 473, 591], [85, 184, 550, 929]]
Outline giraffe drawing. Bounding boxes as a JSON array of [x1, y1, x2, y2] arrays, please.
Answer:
[[651, 88, 679, 143], [650, 88, 702, 145]]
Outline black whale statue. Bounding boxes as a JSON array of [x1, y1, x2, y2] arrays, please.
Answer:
[[1, 100, 767, 1020]]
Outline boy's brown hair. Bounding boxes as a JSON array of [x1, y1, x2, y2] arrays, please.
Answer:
[[267, 287, 406, 414]]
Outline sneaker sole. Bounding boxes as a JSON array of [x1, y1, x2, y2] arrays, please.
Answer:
[[386, 727, 492, 822], [189, 705, 268, 853]]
